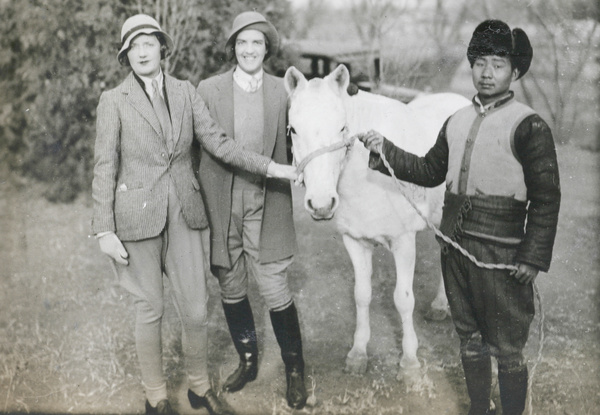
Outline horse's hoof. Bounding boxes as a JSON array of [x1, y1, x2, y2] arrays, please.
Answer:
[[424, 307, 449, 321], [344, 353, 368, 374], [397, 356, 421, 384]]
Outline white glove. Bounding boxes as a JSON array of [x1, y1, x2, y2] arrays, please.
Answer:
[[266, 161, 298, 181], [98, 232, 129, 265]]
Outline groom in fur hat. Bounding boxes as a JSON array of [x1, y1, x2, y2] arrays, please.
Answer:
[[359, 20, 561, 415]]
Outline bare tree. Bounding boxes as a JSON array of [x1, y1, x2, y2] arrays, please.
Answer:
[[126, 0, 203, 75], [478, 0, 599, 145], [349, 0, 408, 83], [294, 0, 328, 39], [422, 0, 475, 91], [521, 2, 598, 144]]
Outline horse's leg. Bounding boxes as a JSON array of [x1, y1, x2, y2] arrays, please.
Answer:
[[342, 233, 373, 375], [425, 272, 450, 321], [390, 232, 421, 380]]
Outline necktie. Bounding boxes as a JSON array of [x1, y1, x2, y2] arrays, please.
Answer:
[[151, 79, 173, 152], [247, 75, 261, 92]]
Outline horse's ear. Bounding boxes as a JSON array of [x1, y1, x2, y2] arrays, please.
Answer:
[[327, 64, 350, 94], [284, 66, 307, 95]]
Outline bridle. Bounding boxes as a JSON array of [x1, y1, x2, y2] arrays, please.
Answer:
[[288, 124, 356, 182]]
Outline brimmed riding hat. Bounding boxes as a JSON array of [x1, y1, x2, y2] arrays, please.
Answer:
[[467, 19, 533, 79], [225, 11, 279, 61], [117, 14, 174, 64]]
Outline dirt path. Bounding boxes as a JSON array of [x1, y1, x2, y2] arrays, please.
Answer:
[[0, 144, 598, 415]]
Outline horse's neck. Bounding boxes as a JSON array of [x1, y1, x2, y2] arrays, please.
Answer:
[[343, 92, 433, 157], [344, 92, 386, 133]]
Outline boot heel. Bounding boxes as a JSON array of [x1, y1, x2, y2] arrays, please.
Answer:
[[222, 354, 258, 392], [286, 366, 307, 409]]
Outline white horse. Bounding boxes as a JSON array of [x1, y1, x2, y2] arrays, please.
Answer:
[[284, 65, 470, 380]]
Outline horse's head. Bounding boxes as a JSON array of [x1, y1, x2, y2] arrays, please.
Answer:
[[284, 64, 351, 220]]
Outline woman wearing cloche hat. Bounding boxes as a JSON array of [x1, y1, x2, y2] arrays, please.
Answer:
[[196, 11, 309, 410], [359, 19, 560, 415], [92, 13, 297, 415]]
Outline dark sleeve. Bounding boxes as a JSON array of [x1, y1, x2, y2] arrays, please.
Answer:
[[514, 114, 561, 272], [367, 118, 450, 188]]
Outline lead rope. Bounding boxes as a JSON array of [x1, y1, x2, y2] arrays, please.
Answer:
[[375, 146, 543, 415]]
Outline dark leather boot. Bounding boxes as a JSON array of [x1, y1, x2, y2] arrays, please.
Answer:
[[222, 298, 259, 393], [270, 302, 308, 409], [188, 389, 236, 415], [462, 354, 494, 415], [498, 365, 528, 415], [145, 399, 178, 415]]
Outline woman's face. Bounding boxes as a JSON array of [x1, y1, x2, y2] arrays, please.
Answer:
[[127, 34, 162, 78], [235, 29, 267, 76]]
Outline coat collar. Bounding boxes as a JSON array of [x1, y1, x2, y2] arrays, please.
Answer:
[[122, 72, 163, 138], [121, 72, 185, 150]]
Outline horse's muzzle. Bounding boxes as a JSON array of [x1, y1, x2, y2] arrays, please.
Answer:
[[306, 196, 338, 220]]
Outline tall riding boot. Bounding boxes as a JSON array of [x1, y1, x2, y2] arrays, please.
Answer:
[[461, 354, 493, 415], [498, 365, 528, 415], [222, 297, 258, 393], [270, 302, 308, 409]]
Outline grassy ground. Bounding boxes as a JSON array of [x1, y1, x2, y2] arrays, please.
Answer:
[[1, 140, 599, 414]]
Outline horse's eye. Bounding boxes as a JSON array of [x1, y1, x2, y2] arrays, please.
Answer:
[[289, 126, 297, 135]]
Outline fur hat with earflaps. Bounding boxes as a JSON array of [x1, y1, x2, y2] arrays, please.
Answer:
[[225, 11, 280, 61], [467, 19, 533, 79]]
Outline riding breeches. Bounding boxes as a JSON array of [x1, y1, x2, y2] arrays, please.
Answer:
[[114, 183, 211, 403], [217, 186, 293, 311], [440, 236, 535, 368]]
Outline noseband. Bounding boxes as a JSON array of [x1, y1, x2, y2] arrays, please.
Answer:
[[289, 125, 356, 180]]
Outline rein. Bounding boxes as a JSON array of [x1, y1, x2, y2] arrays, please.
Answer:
[[290, 125, 356, 179]]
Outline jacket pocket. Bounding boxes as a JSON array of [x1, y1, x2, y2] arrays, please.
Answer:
[[114, 188, 150, 213], [116, 181, 144, 192]]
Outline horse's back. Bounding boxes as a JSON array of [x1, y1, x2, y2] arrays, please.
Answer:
[[338, 92, 464, 239], [407, 93, 471, 143], [347, 91, 469, 155]]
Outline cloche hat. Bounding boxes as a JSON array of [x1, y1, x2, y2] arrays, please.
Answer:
[[117, 14, 174, 64], [467, 19, 533, 79], [225, 11, 279, 60]]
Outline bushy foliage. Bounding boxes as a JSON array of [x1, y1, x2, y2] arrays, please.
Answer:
[[0, 0, 294, 202]]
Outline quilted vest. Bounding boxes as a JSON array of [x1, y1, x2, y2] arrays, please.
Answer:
[[445, 99, 535, 202]]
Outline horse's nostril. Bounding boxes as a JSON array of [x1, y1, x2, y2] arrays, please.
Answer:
[[307, 199, 314, 211], [331, 196, 338, 211]]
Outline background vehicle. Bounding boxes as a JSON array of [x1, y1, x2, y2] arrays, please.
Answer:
[[285, 39, 423, 102]]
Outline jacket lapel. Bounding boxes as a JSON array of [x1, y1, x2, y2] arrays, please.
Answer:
[[213, 68, 236, 139], [210, 68, 279, 157], [262, 73, 280, 157], [123, 72, 163, 138], [165, 74, 185, 149]]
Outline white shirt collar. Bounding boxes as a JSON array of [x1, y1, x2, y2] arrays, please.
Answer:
[[474, 91, 511, 113], [138, 70, 164, 99], [233, 66, 263, 93]]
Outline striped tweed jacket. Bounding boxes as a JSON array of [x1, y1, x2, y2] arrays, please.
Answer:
[[92, 72, 271, 242]]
